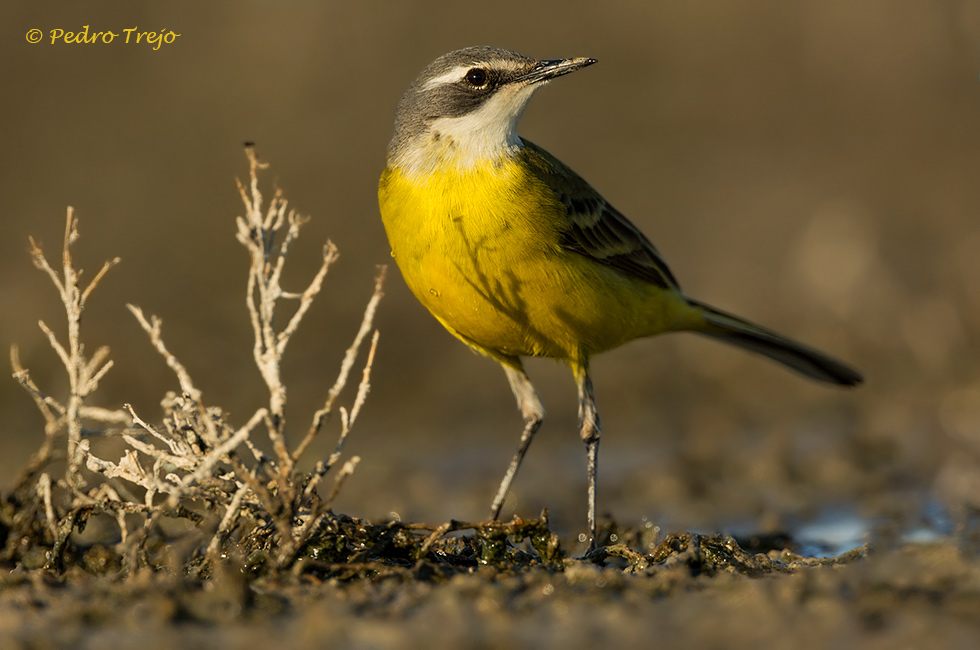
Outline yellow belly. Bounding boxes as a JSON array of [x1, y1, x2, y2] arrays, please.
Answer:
[[378, 159, 682, 362]]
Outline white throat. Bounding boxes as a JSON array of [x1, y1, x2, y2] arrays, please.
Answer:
[[394, 83, 541, 179]]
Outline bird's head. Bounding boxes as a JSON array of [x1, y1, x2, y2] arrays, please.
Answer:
[[387, 46, 596, 177]]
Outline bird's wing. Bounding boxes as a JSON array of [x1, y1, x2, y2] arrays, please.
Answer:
[[521, 140, 680, 291]]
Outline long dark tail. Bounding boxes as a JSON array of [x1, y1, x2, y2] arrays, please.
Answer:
[[688, 299, 863, 386]]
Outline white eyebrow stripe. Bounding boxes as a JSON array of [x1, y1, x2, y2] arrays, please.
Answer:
[[423, 65, 475, 89]]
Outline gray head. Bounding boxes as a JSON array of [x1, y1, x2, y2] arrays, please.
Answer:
[[387, 46, 596, 175]]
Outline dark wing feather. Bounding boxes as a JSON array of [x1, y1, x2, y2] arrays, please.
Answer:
[[521, 140, 680, 291]]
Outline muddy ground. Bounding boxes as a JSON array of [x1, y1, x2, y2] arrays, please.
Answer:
[[0, 518, 978, 649], [1, 405, 978, 650]]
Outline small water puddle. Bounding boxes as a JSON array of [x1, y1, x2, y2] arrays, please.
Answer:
[[723, 499, 962, 559]]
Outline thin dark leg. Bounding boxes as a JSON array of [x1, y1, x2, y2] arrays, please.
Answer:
[[489, 362, 545, 520], [573, 359, 601, 553]]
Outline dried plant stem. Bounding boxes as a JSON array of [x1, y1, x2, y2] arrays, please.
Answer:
[[166, 407, 268, 509], [126, 306, 203, 405], [235, 148, 342, 490], [13, 149, 383, 576], [11, 349, 62, 491], [296, 268, 386, 461], [37, 473, 58, 542], [22, 208, 119, 492], [304, 330, 380, 498], [198, 482, 251, 575], [279, 455, 361, 568]]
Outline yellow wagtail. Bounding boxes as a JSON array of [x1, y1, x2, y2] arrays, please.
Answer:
[[378, 47, 862, 551]]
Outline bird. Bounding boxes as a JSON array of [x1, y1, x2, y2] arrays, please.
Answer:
[[378, 46, 862, 552]]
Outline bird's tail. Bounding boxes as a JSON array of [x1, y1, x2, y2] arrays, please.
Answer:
[[687, 299, 863, 386]]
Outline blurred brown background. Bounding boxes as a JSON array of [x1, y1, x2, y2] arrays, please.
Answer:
[[3, 1, 979, 540]]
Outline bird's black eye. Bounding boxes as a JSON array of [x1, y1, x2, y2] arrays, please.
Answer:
[[465, 68, 489, 87]]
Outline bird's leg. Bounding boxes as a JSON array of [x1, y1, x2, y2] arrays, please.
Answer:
[[489, 362, 545, 520], [572, 359, 601, 553]]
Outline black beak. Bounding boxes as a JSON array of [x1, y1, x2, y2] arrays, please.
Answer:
[[519, 57, 597, 85]]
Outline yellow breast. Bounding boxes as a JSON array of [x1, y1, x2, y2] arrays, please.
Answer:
[[379, 151, 681, 362]]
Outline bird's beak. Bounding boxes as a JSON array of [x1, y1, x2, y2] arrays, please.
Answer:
[[519, 57, 597, 85]]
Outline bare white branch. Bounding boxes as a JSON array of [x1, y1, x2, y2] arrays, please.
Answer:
[[125, 403, 190, 458], [165, 407, 268, 509], [28, 235, 65, 296], [15, 151, 384, 574], [81, 257, 121, 305], [127, 305, 201, 403], [78, 405, 131, 425], [295, 268, 386, 461], [37, 473, 58, 541], [37, 320, 71, 375], [276, 240, 339, 356], [201, 482, 250, 572]]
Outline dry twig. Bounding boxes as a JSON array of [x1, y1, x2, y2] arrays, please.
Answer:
[[12, 150, 384, 576]]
